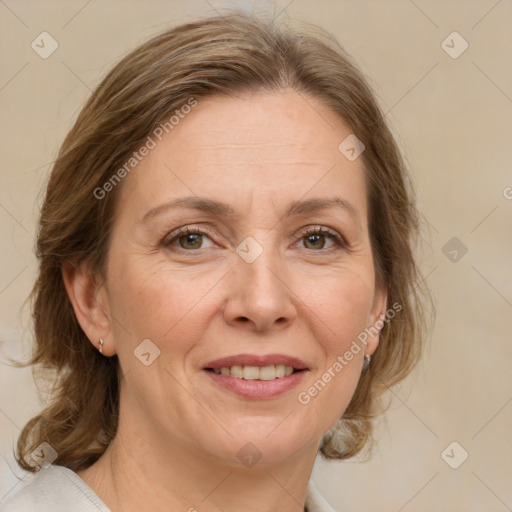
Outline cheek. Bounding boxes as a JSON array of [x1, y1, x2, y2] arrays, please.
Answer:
[[107, 255, 221, 350], [292, 267, 374, 422], [300, 266, 375, 349]]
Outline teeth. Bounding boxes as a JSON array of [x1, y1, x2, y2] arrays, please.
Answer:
[[212, 364, 297, 380], [243, 366, 260, 380], [275, 365, 286, 378], [231, 365, 243, 378], [259, 365, 276, 381]]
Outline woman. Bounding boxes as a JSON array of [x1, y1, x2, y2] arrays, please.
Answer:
[[2, 11, 429, 512]]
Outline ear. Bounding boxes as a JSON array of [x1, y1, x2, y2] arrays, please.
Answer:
[[61, 259, 115, 356], [364, 285, 388, 357]]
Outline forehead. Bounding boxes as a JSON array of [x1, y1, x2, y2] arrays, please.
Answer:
[[117, 89, 368, 220]]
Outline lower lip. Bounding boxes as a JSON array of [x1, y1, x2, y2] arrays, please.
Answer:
[[203, 369, 308, 399]]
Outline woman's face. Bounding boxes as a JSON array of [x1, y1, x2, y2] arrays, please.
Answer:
[[101, 89, 386, 466]]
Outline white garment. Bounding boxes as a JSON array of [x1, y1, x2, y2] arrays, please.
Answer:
[[0, 464, 338, 512]]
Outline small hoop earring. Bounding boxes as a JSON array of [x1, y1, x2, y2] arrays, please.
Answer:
[[98, 338, 104, 354], [362, 354, 371, 371]]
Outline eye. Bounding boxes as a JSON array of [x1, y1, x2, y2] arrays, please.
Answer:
[[163, 226, 215, 251], [162, 225, 346, 253], [297, 226, 346, 251]]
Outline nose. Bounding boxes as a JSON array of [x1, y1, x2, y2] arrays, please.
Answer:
[[223, 248, 298, 332]]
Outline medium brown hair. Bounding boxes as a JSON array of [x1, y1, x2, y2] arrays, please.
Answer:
[[11, 11, 431, 472]]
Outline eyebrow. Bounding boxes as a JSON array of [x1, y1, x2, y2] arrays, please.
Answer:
[[140, 195, 362, 228]]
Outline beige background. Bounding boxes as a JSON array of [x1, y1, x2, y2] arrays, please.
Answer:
[[1, 1, 511, 511]]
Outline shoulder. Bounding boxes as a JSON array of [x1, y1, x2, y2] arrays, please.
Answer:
[[0, 464, 110, 512], [305, 479, 339, 512], [1, 465, 335, 512]]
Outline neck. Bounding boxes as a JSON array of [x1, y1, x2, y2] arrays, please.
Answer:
[[76, 408, 319, 511]]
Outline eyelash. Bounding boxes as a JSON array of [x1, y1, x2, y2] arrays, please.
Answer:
[[162, 225, 347, 252]]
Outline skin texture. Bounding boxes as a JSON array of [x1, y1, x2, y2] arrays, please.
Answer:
[[64, 88, 386, 512]]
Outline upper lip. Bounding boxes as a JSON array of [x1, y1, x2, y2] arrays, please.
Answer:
[[204, 353, 309, 370]]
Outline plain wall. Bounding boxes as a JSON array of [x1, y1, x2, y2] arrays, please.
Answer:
[[1, 1, 511, 511]]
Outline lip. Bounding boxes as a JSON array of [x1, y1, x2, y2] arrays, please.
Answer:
[[203, 368, 308, 399], [204, 353, 309, 370]]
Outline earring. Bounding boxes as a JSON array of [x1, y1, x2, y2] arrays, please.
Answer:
[[362, 354, 371, 371], [98, 338, 104, 354]]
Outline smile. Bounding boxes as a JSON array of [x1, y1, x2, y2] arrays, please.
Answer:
[[203, 366, 308, 399]]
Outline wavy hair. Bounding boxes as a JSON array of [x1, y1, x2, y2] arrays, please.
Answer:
[[10, 11, 432, 472]]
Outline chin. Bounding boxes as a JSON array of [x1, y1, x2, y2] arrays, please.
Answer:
[[199, 417, 320, 469]]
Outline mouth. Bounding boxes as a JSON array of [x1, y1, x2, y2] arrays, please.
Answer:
[[202, 354, 310, 399]]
